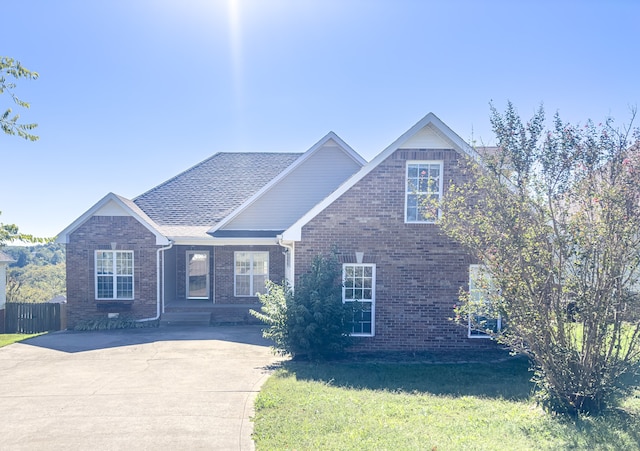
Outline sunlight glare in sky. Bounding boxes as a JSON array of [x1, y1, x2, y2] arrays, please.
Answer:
[[228, 0, 244, 115], [2, 0, 638, 238]]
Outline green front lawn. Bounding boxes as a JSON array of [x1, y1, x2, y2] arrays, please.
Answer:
[[253, 356, 640, 450], [0, 333, 42, 348]]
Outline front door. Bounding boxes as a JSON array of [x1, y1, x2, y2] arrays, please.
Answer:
[[186, 251, 209, 299]]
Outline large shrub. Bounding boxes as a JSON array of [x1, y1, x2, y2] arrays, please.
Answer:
[[251, 254, 353, 359], [440, 102, 640, 415]]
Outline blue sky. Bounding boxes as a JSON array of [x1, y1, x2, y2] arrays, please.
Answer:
[[2, 0, 639, 239]]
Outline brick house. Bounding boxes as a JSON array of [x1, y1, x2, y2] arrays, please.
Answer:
[[58, 113, 497, 351]]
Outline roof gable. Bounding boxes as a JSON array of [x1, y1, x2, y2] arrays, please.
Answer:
[[56, 193, 170, 245], [210, 132, 365, 234], [281, 113, 478, 241]]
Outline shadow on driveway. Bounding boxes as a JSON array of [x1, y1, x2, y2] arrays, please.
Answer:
[[19, 325, 272, 353], [0, 324, 282, 450]]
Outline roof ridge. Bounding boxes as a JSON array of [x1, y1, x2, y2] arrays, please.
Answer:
[[134, 151, 303, 202], [134, 152, 222, 201]]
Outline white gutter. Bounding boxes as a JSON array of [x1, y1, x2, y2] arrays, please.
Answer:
[[138, 240, 174, 322], [278, 237, 295, 289], [167, 236, 279, 246]]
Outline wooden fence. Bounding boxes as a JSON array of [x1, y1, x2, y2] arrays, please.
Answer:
[[4, 302, 66, 334]]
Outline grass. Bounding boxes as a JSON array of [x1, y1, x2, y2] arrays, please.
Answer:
[[253, 354, 640, 450], [0, 333, 42, 348]]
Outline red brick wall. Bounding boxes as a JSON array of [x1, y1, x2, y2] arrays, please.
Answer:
[[296, 148, 495, 352], [65, 216, 160, 328]]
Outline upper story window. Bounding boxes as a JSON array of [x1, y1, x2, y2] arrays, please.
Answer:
[[95, 250, 134, 300], [342, 263, 376, 337], [405, 161, 443, 223], [234, 251, 269, 296]]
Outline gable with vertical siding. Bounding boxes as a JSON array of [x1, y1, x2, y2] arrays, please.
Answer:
[[214, 135, 364, 233]]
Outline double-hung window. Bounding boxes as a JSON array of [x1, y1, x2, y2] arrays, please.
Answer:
[[343, 263, 375, 336], [405, 161, 443, 223], [95, 250, 134, 300], [468, 264, 502, 338], [234, 251, 269, 296]]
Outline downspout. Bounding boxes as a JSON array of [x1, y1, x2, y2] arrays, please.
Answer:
[[139, 240, 174, 322], [277, 237, 295, 290]]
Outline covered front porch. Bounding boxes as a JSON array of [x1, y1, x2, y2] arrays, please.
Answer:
[[158, 243, 287, 325]]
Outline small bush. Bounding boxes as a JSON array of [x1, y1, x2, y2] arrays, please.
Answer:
[[250, 280, 291, 352], [251, 254, 352, 360], [73, 316, 159, 331]]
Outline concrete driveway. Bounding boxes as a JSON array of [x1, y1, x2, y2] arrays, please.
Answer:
[[0, 326, 282, 451]]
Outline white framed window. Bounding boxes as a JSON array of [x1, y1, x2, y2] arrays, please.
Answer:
[[187, 251, 209, 299], [95, 250, 134, 300], [405, 161, 443, 223], [343, 263, 376, 336], [234, 251, 269, 296], [468, 264, 502, 338]]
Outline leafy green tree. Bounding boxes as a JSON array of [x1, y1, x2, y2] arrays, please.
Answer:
[[1, 57, 41, 246], [0, 212, 47, 246], [1, 56, 38, 141], [440, 102, 640, 415], [251, 254, 353, 359]]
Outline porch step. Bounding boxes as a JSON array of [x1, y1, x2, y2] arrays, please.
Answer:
[[211, 305, 262, 325], [163, 303, 263, 325], [160, 312, 211, 327]]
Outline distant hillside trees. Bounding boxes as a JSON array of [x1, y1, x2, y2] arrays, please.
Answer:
[[4, 243, 65, 303]]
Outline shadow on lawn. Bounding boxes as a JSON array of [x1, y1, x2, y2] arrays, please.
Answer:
[[281, 352, 535, 400]]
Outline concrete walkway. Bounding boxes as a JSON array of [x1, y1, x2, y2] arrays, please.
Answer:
[[0, 326, 282, 450]]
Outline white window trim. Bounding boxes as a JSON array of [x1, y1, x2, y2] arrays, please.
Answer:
[[234, 251, 269, 297], [404, 160, 444, 224], [342, 263, 376, 337], [186, 250, 210, 300], [94, 250, 134, 300], [468, 264, 502, 339]]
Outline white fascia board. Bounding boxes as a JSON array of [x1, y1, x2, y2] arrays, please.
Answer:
[[208, 131, 365, 235], [168, 236, 279, 246], [56, 192, 170, 246], [282, 112, 476, 241]]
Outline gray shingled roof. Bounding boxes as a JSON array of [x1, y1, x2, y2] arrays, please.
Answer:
[[134, 152, 302, 227]]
